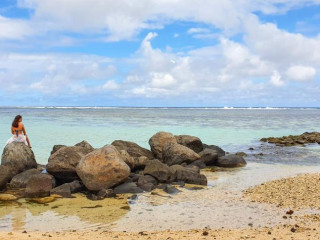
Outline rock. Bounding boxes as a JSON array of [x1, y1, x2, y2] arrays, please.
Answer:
[[50, 183, 72, 198], [68, 180, 83, 193], [199, 148, 218, 165], [112, 140, 153, 159], [137, 175, 158, 186], [157, 184, 180, 194], [138, 182, 155, 192], [1, 143, 37, 176], [25, 174, 55, 198], [185, 165, 200, 173], [189, 160, 206, 169], [248, 147, 254, 150], [134, 156, 151, 170], [9, 169, 41, 189], [118, 150, 135, 169], [149, 132, 177, 159], [216, 154, 247, 168], [114, 182, 144, 194], [235, 152, 248, 157], [50, 145, 66, 155], [0, 194, 17, 201], [28, 196, 57, 204], [137, 175, 157, 192], [47, 146, 93, 181], [97, 189, 115, 199], [143, 160, 174, 183], [130, 173, 142, 182], [175, 135, 203, 153], [74, 140, 94, 151], [37, 164, 46, 171], [202, 144, 225, 157], [162, 143, 200, 166], [0, 165, 13, 190], [76, 145, 130, 191], [170, 165, 207, 185]]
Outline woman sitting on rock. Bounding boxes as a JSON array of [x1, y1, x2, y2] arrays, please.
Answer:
[[6, 115, 32, 148]]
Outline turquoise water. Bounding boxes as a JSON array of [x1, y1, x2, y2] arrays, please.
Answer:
[[0, 107, 320, 164]]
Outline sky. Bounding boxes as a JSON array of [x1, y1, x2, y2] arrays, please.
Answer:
[[0, 0, 320, 107]]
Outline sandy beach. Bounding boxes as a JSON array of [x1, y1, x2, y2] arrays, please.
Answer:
[[1, 172, 320, 239]]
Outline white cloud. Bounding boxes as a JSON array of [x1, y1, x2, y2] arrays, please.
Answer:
[[103, 80, 119, 90], [0, 53, 116, 95], [187, 28, 211, 34], [286, 66, 316, 82], [8, 0, 320, 41], [270, 71, 284, 87], [0, 15, 34, 39]]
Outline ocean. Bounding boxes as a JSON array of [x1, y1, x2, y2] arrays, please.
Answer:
[[1, 107, 320, 164], [1, 107, 320, 232]]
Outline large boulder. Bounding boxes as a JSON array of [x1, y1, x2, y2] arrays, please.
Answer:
[[162, 143, 200, 166], [25, 174, 55, 198], [46, 146, 93, 181], [216, 154, 247, 168], [0, 165, 13, 190], [118, 150, 135, 169], [175, 135, 203, 153], [170, 165, 207, 185], [1, 143, 37, 175], [76, 145, 130, 191], [199, 148, 219, 166], [203, 144, 225, 157], [112, 140, 153, 159], [143, 160, 174, 183], [74, 140, 94, 152], [9, 169, 41, 189], [149, 132, 177, 159], [50, 145, 66, 155]]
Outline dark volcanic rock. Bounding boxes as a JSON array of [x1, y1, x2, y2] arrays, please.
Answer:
[[175, 135, 203, 153], [76, 145, 130, 191], [1, 143, 37, 176], [162, 143, 200, 166], [97, 189, 116, 199], [143, 160, 174, 183], [112, 140, 153, 159], [202, 144, 225, 157], [25, 174, 55, 198], [9, 169, 41, 189], [199, 148, 218, 165], [0, 165, 13, 190], [216, 154, 247, 168], [50, 183, 72, 198], [149, 132, 177, 159], [170, 165, 207, 185], [74, 140, 94, 152], [68, 180, 83, 193], [137, 175, 158, 186], [113, 182, 144, 194], [47, 146, 93, 181], [188, 160, 206, 169]]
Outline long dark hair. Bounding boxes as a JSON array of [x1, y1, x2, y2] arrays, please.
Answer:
[[12, 115, 22, 128]]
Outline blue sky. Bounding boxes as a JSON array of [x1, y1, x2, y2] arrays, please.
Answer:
[[0, 0, 320, 107]]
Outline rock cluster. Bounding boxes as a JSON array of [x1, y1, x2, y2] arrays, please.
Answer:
[[0, 132, 247, 203], [261, 132, 320, 147]]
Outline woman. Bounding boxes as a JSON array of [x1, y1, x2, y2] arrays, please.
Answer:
[[6, 115, 32, 148]]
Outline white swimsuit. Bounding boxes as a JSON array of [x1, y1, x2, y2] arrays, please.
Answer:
[[6, 130, 28, 146]]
